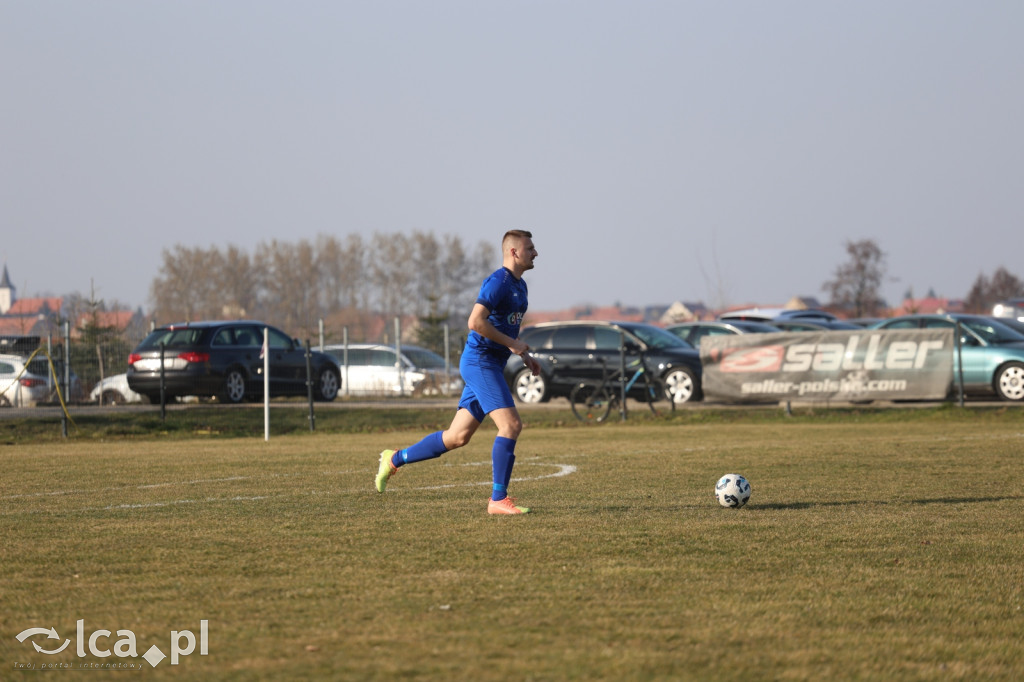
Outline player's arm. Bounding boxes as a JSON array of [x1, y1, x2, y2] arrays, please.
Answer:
[[467, 304, 541, 375], [467, 303, 526, 353]]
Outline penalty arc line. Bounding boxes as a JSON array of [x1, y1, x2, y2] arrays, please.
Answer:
[[4, 461, 577, 513], [412, 461, 577, 491]]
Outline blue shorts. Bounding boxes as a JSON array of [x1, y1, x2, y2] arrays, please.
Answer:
[[458, 353, 515, 423]]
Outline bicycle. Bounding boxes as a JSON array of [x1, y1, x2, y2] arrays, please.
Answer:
[[569, 352, 675, 423]]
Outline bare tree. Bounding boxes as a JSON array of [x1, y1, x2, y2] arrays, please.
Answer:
[[368, 232, 416, 318], [412, 231, 443, 307], [254, 239, 320, 336], [215, 245, 258, 319], [150, 245, 226, 323], [441, 235, 495, 318], [146, 231, 496, 338], [822, 239, 887, 317], [965, 267, 1024, 313]]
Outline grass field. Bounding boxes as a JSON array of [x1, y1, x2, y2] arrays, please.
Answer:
[[2, 405, 1023, 680]]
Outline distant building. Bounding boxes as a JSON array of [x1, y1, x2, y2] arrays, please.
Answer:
[[0, 267, 63, 338], [784, 296, 823, 310], [659, 301, 709, 324], [889, 297, 965, 316], [0, 265, 14, 315], [72, 309, 148, 340]]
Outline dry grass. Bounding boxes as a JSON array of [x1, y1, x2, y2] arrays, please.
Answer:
[[2, 410, 1023, 680]]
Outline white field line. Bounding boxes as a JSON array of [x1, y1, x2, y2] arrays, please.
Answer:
[[1, 460, 577, 514], [0, 472, 363, 501]]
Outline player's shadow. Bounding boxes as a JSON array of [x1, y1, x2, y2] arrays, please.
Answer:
[[755, 495, 1023, 510]]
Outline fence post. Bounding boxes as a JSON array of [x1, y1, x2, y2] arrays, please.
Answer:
[[619, 331, 627, 422], [342, 327, 349, 397], [305, 339, 315, 432], [263, 327, 270, 441], [61, 321, 70, 438], [96, 345, 106, 406], [159, 341, 166, 421], [955, 321, 965, 407], [443, 323, 451, 396], [395, 317, 403, 397]]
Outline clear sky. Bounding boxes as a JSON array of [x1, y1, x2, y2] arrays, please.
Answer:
[[2, 1, 1021, 314]]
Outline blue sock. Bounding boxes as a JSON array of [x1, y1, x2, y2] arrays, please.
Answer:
[[503, 454, 515, 490], [491, 436, 517, 501], [393, 431, 447, 468]]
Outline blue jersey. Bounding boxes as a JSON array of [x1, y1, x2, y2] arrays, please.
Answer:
[[464, 267, 529, 364]]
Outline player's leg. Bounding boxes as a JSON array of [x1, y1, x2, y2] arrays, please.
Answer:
[[450, 354, 528, 511], [486, 406, 530, 513], [375, 393, 484, 493]]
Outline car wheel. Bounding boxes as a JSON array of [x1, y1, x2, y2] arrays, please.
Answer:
[[995, 362, 1024, 401], [314, 366, 340, 401], [662, 367, 700, 404], [222, 368, 248, 404], [513, 368, 549, 403], [101, 390, 125, 406], [0, 394, 10, 408]]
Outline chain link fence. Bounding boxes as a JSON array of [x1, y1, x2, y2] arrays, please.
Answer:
[[1, 318, 468, 408]]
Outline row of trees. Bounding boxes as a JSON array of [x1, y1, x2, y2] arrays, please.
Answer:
[[823, 239, 1023, 318], [149, 232, 496, 341], [149, 233, 1022, 335]]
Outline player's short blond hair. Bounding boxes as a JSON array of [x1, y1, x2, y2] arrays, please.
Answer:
[[502, 230, 533, 251]]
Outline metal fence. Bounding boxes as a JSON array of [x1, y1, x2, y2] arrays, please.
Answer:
[[1, 319, 466, 407]]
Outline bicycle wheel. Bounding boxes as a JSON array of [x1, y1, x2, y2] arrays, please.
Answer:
[[569, 383, 614, 423], [641, 373, 674, 416]]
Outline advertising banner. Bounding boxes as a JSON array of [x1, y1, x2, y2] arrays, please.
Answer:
[[701, 328, 955, 402]]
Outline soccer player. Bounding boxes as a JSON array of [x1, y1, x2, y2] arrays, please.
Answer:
[[375, 230, 541, 514]]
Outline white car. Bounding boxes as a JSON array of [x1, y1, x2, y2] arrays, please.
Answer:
[[323, 344, 463, 397], [0, 353, 52, 407], [89, 373, 143, 405], [993, 299, 1024, 322]]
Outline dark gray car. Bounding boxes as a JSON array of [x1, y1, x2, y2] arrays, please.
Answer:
[[127, 321, 341, 404], [504, 320, 703, 405]]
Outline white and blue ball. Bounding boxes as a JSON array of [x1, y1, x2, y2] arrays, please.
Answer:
[[715, 474, 751, 508]]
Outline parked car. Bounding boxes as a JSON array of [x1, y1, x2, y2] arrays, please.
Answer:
[[322, 343, 463, 397], [989, 315, 1024, 337], [717, 307, 788, 322], [0, 353, 52, 407], [89, 373, 143, 405], [47, 360, 84, 403], [127, 321, 341, 404], [992, 299, 1024, 321], [869, 314, 1024, 401], [847, 317, 884, 328], [770, 318, 862, 331], [718, 308, 858, 329], [666, 320, 781, 348], [504, 321, 703, 405]]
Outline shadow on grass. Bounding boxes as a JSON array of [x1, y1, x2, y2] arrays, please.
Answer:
[[753, 495, 1024, 510]]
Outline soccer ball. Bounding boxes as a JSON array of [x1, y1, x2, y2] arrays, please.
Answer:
[[715, 474, 751, 508]]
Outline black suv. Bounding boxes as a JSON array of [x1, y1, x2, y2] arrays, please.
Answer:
[[504, 321, 703, 405], [127, 321, 341, 404]]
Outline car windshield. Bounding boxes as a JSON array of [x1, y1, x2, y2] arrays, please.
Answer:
[[621, 324, 694, 349], [959, 316, 1024, 344], [402, 348, 446, 369]]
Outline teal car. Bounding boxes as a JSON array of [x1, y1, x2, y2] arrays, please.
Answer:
[[870, 314, 1024, 401]]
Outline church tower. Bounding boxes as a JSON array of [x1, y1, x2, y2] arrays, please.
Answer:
[[0, 264, 15, 314]]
